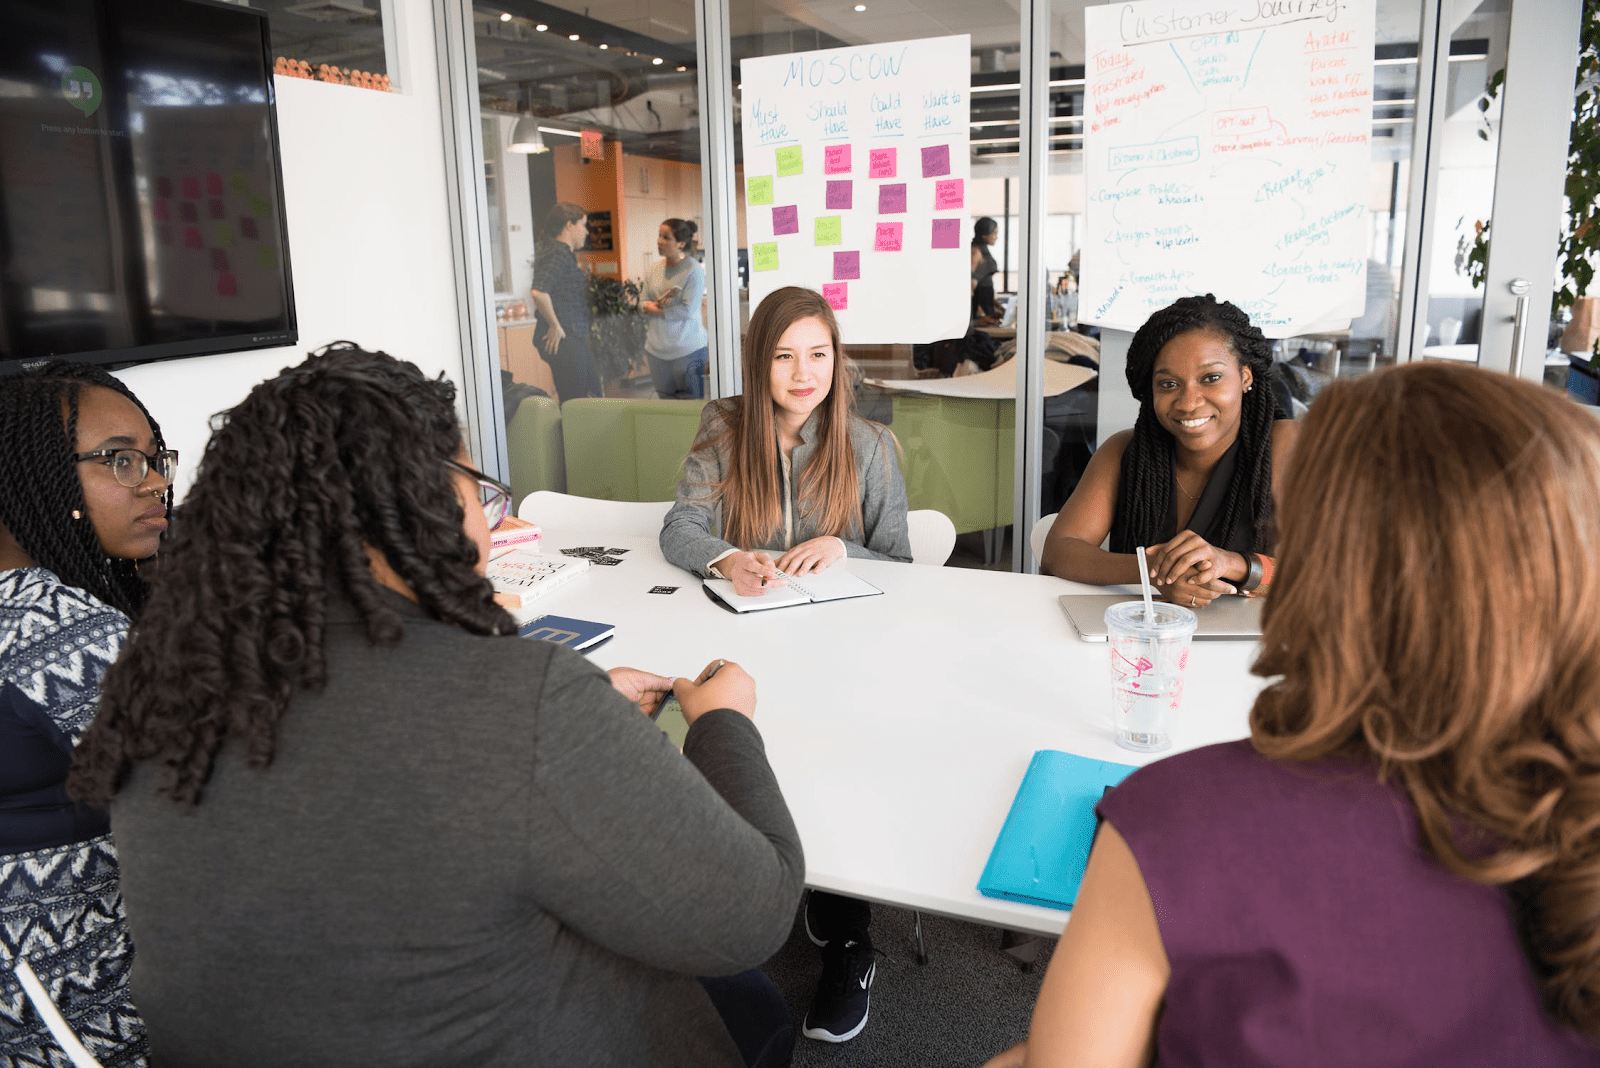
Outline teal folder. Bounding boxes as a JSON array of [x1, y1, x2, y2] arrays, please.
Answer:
[[978, 750, 1138, 912]]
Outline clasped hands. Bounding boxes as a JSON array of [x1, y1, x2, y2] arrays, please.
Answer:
[[713, 537, 846, 597], [1144, 531, 1242, 609], [607, 660, 756, 723]]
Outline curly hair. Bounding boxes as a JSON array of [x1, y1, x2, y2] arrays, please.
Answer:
[[1252, 361, 1600, 1038], [0, 361, 167, 616], [1109, 293, 1284, 556], [70, 343, 514, 808]]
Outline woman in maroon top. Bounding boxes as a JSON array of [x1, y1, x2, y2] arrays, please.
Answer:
[[987, 362, 1600, 1067]]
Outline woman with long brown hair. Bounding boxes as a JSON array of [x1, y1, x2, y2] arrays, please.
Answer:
[[985, 362, 1600, 1066], [660, 285, 911, 1046]]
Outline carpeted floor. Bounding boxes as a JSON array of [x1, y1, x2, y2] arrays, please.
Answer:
[[762, 895, 1057, 1068]]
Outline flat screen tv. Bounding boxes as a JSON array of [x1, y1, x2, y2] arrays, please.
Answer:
[[0, 0, 296, 374]]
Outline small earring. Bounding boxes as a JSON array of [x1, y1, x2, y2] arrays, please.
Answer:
[[1245, 386, 1253, 392], [71, 509, 82, 520]]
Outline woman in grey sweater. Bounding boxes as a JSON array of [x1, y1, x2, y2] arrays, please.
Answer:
[[70, 343, 805, 1068]]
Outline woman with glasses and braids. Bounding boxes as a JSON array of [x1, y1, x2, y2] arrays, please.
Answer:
[[69, 343, 804, 1068], [1038, 294, 1298, 607], [0, 362, 172, 1068]]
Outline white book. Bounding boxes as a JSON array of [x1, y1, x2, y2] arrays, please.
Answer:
[[703, 567, 883, 613]]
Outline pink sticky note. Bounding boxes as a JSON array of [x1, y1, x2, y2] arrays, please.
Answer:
[[216, 272, 237, 296], [181, 176, 201, 199], [205, 172, 224, 196], [833, 250, 860, 280], [183, 226, 203, 249], [772, 205, 800, 235], [931, 218, 961, 249], [878, 183, 907, 214], [179, 201, 198, 223], [921, 143, 951, 178], [210, 248, 230, 271], [934, 178, 964, 211], [207, 198, 225, 220], [869, 148, 897, 179], [152, 199, 169, 221], [239, 217, 259, 240], [824, 144, 852, 174], [874, 222, 904, 252], [822, 282, 848, 310], [825, 180, 853, 210]]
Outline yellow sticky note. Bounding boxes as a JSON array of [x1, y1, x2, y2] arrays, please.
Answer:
[[249, 194, 271, 219], [814, 216, 842, 246], [752, 241, 780, 272], [230, 172, 250, 194], [775, 145, 803, 177], [213, 222, 235, 247], [747, 176, 774, 205], [257, 245, 279, 269]]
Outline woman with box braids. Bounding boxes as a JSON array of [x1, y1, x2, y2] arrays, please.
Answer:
[[1, 362, 171, 1067], [1039, 294, 1299, 608]]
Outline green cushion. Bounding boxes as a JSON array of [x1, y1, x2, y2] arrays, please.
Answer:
[[562, 398, 710, 502], [505, 396, 565, 508], [891, 394, 1007, 534]]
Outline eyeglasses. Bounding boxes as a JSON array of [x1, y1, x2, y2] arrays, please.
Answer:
[[73, 448, 179, 489], [445, 459, 512, 530]]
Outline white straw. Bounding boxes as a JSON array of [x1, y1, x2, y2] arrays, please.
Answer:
[[1136, 546, 1155, 623]]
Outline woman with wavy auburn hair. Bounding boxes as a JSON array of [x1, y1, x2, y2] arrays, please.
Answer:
[[984, 362, 1600, 1067]]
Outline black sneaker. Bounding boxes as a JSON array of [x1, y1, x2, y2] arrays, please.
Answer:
[[802, 938, 877, 1043], [803, 892, 828, 948]]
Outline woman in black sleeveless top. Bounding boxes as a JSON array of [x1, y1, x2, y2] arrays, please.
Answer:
[[1038, 294, 1298, 608], [970, 217, 1001, 322]]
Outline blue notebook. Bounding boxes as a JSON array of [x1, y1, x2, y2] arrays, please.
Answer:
[[978, 750, 1138, 912], [518, 614, 615, 652]]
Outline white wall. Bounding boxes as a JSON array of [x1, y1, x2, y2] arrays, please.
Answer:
[[115, 0, 465, 498]]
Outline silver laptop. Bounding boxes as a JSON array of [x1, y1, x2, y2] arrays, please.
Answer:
[[1058, 593, 1263, 642]]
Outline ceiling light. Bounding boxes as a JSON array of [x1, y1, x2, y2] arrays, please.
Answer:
[[854, 4, 866, 10], [676, 65, 687, 71], [535, 23, 547, 30], [599, 43, 607, 49], [508, 117, 547, 153], [652, 57, 663, 65], [568, 33, 580, 40], [499, 11, 511, 20]]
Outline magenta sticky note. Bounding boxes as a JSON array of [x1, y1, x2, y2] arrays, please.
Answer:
[[921, 143, 951, 178], [210, 248, 230, 271], [239, 217, 259, 240], [152, 199, 169, 222], [874, 222, 904, 252], [834, 251, 861, 280], [878, 183, 907, 214], [772, 205, 800, 236], [183, 226, 203, 249], [206, 172, 224, 196], [180, 201, 198, 223], [869, 148, 897, 179], [824, 144, 852, 174], [208, 198, 225, 220], [823, 282, 848, 310], [934, 178, 964, 210], [931, 218, 961, 249], [825, 180, 853, 210], [181, 176, 201, 199], [216, 272, 237, 296]]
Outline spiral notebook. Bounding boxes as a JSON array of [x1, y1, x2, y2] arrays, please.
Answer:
[[703, 568, 883, 613]]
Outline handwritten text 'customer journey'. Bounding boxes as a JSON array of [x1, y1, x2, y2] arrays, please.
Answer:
[[739, 34, 972, 344], [1080, 0, 1375, 337]]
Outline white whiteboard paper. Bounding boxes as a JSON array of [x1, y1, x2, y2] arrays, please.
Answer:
[[739, 35, 971, 345], [1080, 0, 1376, 338]]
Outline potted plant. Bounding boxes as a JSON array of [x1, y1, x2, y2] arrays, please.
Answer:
[[586, 274, 648, 389]]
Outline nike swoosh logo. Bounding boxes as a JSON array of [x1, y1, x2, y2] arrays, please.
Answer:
[[859, 963, 874, 990]]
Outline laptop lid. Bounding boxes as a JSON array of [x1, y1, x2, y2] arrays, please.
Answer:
[[1058, 593, 1263, 642]]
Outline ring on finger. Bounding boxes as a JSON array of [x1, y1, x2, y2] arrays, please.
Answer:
[[1190, 595, 1196, 606]]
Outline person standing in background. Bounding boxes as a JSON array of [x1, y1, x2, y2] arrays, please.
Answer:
[[529, 202, 603, 403], [641, 218, 709, 399], [971, 217, 1002, 324]]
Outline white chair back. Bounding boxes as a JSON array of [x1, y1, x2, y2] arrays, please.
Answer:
[[1029, 512, 1058, 569], [13, 959, 106, 1068], [518, 491, 672, 538], [906, 509, 957, 566]]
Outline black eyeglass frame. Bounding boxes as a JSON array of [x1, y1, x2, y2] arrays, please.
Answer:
[[444, 459, 513, 529], [73, 448, 180, 489]]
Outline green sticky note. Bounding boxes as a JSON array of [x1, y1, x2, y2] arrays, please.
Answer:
[[747, 176, 774, 205], [257, 245, 279, 269], [213, 222, 235, 247], [249, 194, 271, 219], [775, 145, 803, 177], [814, 215, 842, 246], [752, 241, 780, 272], [230, 172, 250, 194]]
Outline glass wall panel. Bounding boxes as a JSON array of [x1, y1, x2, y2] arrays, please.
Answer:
[[470, 0, 706, 507], [728, 3, 1023, 568]]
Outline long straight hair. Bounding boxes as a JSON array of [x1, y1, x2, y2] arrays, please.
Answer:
[[713, 287, 862, 548], [1251, 361, 1600, 1037]]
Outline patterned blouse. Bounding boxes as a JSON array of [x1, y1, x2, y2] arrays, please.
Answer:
[[0, 568, 147, 1068]]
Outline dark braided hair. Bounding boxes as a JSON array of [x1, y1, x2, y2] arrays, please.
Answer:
[[1109, 294, 1286, 556], [0, 362, 167, 616], [70, 343, 514, 808]]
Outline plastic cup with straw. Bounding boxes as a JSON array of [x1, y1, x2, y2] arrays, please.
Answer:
[[1104, 545, 1198, 752]]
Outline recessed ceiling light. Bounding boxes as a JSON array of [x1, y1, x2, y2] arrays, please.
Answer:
[[854, 4, 866, 11], [677, 65, 687, 71], [652, 57, 663, 65], [535, 23, 547, 30], [599, 43, 607, 49], [499, 11, 512, 20], [569, 33, 580, 40]]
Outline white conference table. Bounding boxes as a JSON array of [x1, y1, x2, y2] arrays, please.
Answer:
[[508, 531, 1263, 937]]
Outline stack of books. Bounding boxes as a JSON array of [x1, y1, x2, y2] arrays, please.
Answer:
[[489, 516, 541, 559]]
